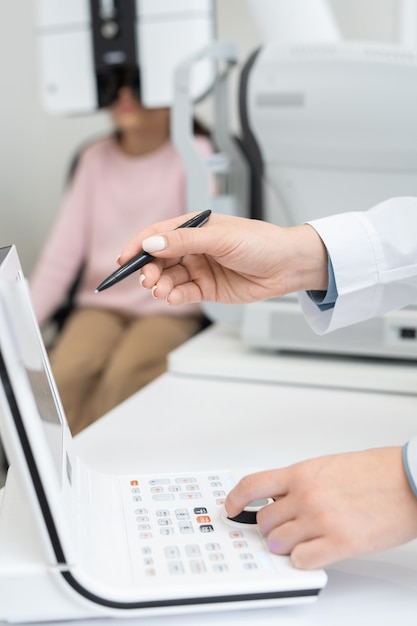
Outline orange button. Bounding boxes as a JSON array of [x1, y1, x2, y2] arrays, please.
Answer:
[[197, 515, 211, 524], [130, 480, 139, 486]]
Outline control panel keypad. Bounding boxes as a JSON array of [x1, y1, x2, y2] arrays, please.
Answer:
[[121, 472, 272, 583]]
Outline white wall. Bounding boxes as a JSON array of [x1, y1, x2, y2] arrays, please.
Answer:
[[0, 0, 403, 275], [0, 2, 112, 273], [331, 0, 397, 41]]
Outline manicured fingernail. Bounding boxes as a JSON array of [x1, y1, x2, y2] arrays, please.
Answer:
[[151, 285, 158, 299], [139, 273, 146, 287], [267, 539, 284, 554], [142, 235, 167, 253]]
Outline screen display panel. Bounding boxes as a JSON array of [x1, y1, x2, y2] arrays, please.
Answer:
[[0, 262, 68, 487]]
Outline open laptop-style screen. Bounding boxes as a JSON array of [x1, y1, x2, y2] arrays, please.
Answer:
[[0, 258, 68, 489]]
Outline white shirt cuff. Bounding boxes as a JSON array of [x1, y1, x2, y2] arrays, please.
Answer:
[[403, 437, 417, 498], [299, 212, 379, 334]]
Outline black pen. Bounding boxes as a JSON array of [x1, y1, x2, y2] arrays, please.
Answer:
[[95, 209, 212, 293]]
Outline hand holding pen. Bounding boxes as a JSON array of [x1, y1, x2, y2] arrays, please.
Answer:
[[117, 211, 329, 305], [96, 209, 212, 292]]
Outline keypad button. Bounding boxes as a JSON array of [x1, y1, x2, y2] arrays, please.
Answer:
[[179, 521, 194, 534], [175, 477, 197, 484], [185, 544, 201, 557], [164, 546, 180, 559], [151, 486, 165, 494], [153, 493, 175, 501], [194, 507, 208, 515], [139, 532, 153, 539], [160, 527, 175, 536], [213, 564, 229, 573], [239, 553, 254, 560], [175, 509, 190, 520], [168, 561, 185, 575], [145, 568, 156, 577], [180, 492, 202, 500], [199, 524, 214, 533], [156, 509, 170, 517], [190, 559, 206, 574], [149, 478, 171, 485], [205, 542, 221, 551], [229, 531, 244, 538]]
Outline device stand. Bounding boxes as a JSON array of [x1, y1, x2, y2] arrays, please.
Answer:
[[171, 40, 251, 327], [172, 39, 250, 220], [0, 468, 90, 623]]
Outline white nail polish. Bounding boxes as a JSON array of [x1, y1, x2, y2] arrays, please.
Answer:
[[151, 285, 158, 299], [139, 273, 146, 287], [142, 235, 167, 253]]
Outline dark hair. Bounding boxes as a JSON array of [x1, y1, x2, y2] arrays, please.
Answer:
[[193, 117, 211, 138]]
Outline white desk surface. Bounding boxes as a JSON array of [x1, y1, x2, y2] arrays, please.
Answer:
[[69, 368, 417, 626], [168, 323, 417, 395]]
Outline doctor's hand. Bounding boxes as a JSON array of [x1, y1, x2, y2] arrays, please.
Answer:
[[118, 213, 328, 305], [225, 447, 417, 570]]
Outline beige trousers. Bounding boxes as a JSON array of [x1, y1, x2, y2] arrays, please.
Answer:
[[49, 308, 202, 435]]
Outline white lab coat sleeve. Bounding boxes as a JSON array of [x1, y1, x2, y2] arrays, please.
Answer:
[[298, 197, 417, 334]]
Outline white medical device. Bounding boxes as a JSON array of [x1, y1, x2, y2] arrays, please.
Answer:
[[0, 247, 326, 622], [36, 0, 215, 113], [175, 41, 417, 359], [236, 41, 417, 359]]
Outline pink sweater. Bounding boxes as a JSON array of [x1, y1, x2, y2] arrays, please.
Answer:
[[30, 136, 212, 327]]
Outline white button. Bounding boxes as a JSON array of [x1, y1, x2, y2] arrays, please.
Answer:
[[153, 493, 175, 501]]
